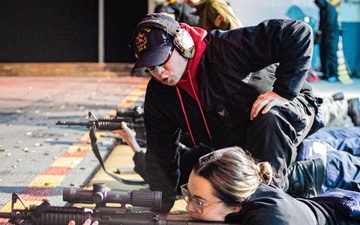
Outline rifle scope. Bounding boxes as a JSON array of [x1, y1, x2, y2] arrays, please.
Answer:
[[63, 183, 162, 209], [116, 106, 144, 118]]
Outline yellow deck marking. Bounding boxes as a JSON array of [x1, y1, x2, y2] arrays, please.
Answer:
[[0, 78, 149, 215]]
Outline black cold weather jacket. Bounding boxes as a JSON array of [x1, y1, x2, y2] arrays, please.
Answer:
[[144, 19, 316, 212], [225, 184, 348, 225]]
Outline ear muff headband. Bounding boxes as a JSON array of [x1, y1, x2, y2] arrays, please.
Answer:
[[134, 17, 195, 59], [136, 17, 180, 38]]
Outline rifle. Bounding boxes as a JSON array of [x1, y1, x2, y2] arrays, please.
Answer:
[[56, 106, 148, 185], [55, 106, 146, 147], [0, 183, 231, 225]]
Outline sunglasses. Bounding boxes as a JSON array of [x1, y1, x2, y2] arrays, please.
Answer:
[[145, 48, 173, 72]]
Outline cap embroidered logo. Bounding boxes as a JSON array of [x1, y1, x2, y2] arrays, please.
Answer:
[[135, 29, 150, 55]]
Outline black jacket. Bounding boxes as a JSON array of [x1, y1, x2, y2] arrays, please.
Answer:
[[316, 0, 339, 35], [144, 19, 315, 211], [225, 184, 346, 225]]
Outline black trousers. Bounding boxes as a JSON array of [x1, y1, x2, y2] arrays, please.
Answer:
[[319, 32, 339, 79], [246, 94, 317, 191]]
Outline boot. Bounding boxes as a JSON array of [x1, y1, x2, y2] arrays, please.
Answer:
[[287, 158, 325, 198], [348, 98, 360, 126], [331, 92, 344, 101]]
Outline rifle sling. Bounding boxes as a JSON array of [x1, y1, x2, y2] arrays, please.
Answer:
[[89, 125, 147, 185]]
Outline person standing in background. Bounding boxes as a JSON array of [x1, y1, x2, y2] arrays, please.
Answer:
[[186, 0, 242, 32], [314, 0, 340, 82], [154, 0, 199, 26]]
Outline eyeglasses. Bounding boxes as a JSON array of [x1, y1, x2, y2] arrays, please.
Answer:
[[145, 48, 173, 72], [180, 184, 223, 214]]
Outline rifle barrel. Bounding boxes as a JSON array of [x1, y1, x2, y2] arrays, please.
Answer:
[[56, 121, 92, 127], [0, 212, 11, 218]]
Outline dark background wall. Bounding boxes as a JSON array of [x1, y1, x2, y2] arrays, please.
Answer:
[[105, 1, 147, 62], [0, 0, 147, 63]]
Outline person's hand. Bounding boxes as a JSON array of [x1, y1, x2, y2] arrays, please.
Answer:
[[250, 91, 289, 120], [112, 122, 142, 153], [68, 219, 98, 225]]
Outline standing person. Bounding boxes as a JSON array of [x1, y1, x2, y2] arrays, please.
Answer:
[[154, 0, 199, 26], [314, 0, 340, 82], [186, 0, 242, 32], [130, 13, 320, 212], [182, 147, 358, 224]]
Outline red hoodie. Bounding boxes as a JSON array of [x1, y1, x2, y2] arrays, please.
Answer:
[[175, 23, 211, 145], [176, 23, 207, 100]]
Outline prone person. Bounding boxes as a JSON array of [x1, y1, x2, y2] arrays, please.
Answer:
[[130, 13, 321, 212], [69, 146, 359, 224], [118, 120, 360, 197], [114, 122, 211, 185], [182, 146, 358, 224]]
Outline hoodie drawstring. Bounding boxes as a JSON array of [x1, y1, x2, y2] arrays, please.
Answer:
[[174, 23, 211, 146], [176, 71, 212, 146], [176, 87, 196, 145]]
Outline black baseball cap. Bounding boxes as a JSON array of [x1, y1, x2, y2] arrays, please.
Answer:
[[130, 14, 179, 74]]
